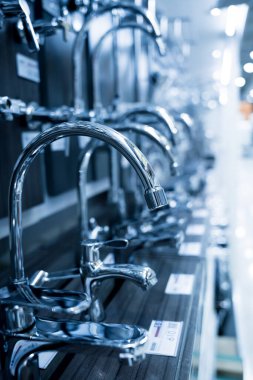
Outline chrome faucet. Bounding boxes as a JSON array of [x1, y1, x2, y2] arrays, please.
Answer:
[[80, 238, 157, 321], [78, 122, 177, 239], [111, 104, 178, 146], [74, 1, 165, 111], [1, 120, 166, 376], [0, 0, 39, 52], [91, 21, 166, 111], [9, 120, 166, 297]]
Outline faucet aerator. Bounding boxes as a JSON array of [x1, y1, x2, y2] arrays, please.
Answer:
[[144, 186, 168, 210]]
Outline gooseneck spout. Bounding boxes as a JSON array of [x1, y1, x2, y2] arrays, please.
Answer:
[[9, 121, 167, 283], [78, 122, 177, 239], [113, 104, 178, 146], [74, 2, 165, 110]]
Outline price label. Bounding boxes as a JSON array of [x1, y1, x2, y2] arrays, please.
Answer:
[[186, 224, 205, 236], [16, 53, 40, 83], [146, 321, 183, 357], [179, 242, 201, 256], [165, 274, 195, 295]]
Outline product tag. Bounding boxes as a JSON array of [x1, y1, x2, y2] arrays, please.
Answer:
[[192, 208, 208, 218], [78, 136, 91, 149], [146, 321, 183, 357], [21, 132, 40, 149], [179, 242, 201, 256], [16, 53, 40, 83], [186, 224, 205, 236], [103, 253, 115, 264], [165, 274, 195, 295]]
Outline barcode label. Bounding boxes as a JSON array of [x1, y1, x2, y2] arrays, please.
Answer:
[[146, 320, 183, 357]]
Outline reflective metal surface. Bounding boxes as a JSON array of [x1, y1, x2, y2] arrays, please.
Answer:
[[9, 121, 167, 284], [74, 2, 165, 110], [78, 122, 176, 239], [113, 104, 178, 145]]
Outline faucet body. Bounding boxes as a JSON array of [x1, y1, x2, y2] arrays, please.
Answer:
[[80, 239, 157, 321], [9, 121, 167, 285], [73, 1, 165, 111], [1, 120, 167, 376], [0, 296, 148, 377], [78, 122, 177, 239]]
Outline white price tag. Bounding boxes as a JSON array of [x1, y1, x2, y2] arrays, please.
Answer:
[[179, 242, 201, 256], [192, 208, 208, 218], [186, 224, 205, 236], [165, 274, 195, 295], [21, 132, 40, 149], [146, 321, 183, 357], [103, 253, 115, 264], [16, 53, 40, 83], [78, 136, 91, 149]]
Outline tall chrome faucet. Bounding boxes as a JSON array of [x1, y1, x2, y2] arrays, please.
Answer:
[[0, 120, 168, 376], [9, 121, 167, 285], [73, 1, 166, 111]]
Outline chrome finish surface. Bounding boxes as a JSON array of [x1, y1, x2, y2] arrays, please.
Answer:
[[78, 122, 171, 239], [80, 239, 157, 321], [114, 104, 178, 146], [116, 122, 178, 174], [6, 317, 147, 376], [0, 0, 39, 51], [74, 2, 164, 110], [9, 121, 167, 284]]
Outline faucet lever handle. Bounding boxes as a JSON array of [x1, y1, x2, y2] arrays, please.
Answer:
[[81, 238, 128, 262]]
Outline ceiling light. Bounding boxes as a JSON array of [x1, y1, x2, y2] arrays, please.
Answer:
[[210, 7, 221, 16], [221, 48, 232, 86], [243, 62, 253, 73], [212, 71, 220, 80], [250, 51, 253, 59], [234, 77, 246, 87], [212, 49, 221, 59], [225, 6, 237, 37]]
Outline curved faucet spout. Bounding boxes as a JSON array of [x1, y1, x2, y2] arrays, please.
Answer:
[[9, 121, 167, 283], [78, 122, 176, 239], [74, 2, 164, 110], [116, 122, 178, 174], [113, 104, 178, 146], [82, 262, 157, 296], [92, 22, 165, 60]]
